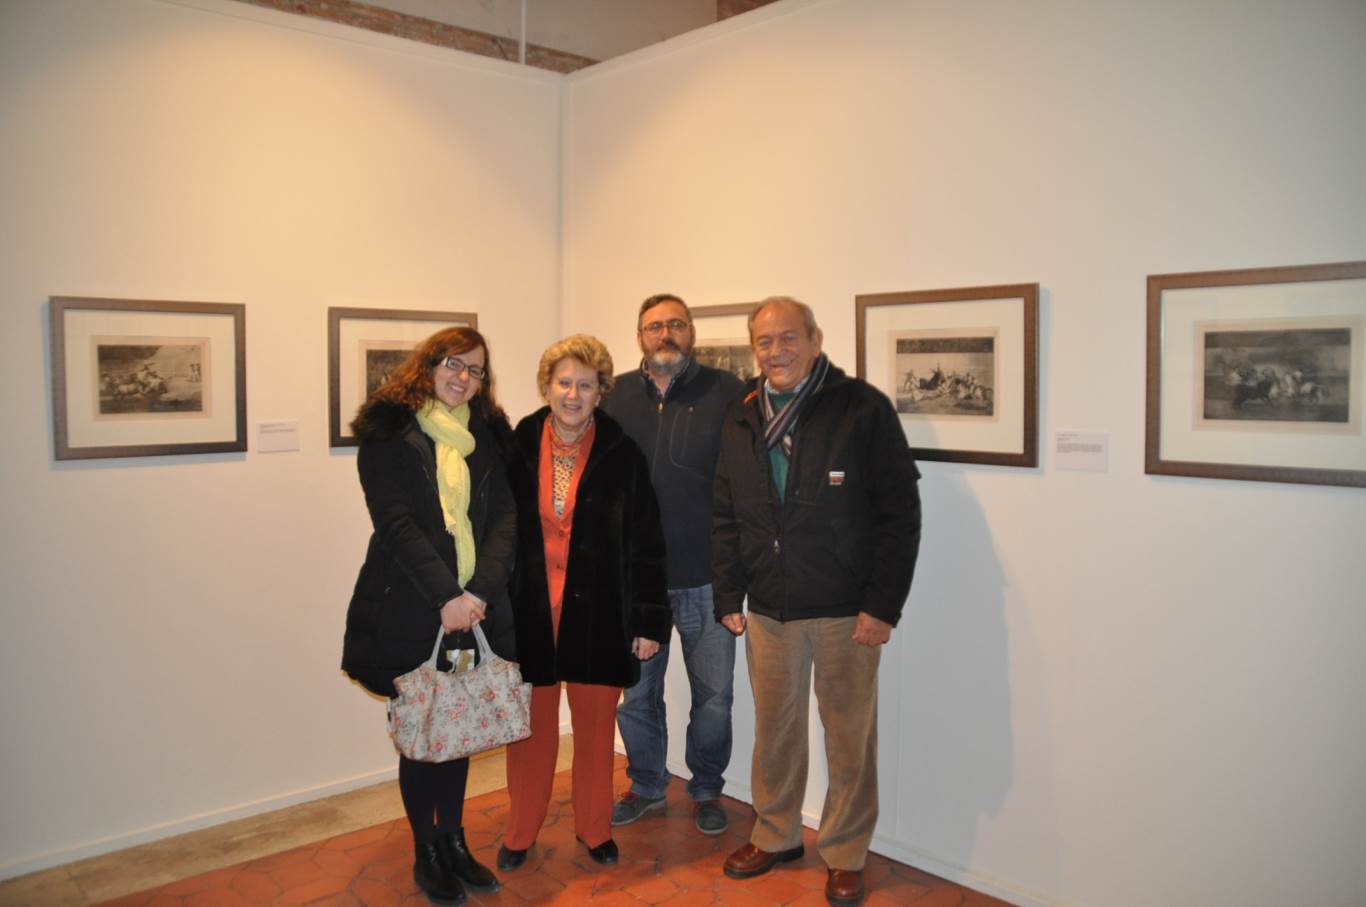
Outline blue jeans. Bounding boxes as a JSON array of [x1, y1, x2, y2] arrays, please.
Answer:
[[617, 584, 736, 802]]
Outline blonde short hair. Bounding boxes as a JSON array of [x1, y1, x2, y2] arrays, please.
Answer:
[[537, 334, 616, 399]]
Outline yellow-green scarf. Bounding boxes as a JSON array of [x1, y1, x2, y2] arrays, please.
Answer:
[[415, 400, 477, 586]]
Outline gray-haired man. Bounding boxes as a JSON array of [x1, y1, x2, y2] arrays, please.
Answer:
[[713, 297, 922, 905]]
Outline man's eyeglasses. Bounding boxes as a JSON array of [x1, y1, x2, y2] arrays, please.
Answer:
[[439, 357, 487, 380], [640, 319, 690, 335]]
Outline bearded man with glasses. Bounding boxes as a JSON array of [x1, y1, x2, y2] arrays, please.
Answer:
[[602, 293, 744, 835]]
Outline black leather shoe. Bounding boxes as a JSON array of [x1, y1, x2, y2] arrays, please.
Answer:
[[577, 836, 619, 865], [414, 840, 466, 905], [439, 829, 500, 893], [496, 844, 528, 871]]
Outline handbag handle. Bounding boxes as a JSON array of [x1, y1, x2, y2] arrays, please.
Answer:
[[426, 622, 497, 674]]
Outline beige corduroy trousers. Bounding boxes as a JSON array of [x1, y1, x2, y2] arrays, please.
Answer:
[[745, 612, 882, 871]]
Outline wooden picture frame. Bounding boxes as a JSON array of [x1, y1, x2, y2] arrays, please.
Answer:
[[856, 284, 1039, 467], [1146, 261, 1366, 487], [49, 296, 247, 461], [690, 302, 759, 384], [328, 307, 478, 448]]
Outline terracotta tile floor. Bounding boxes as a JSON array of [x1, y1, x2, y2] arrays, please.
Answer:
[[91, 758, 1010, 906]]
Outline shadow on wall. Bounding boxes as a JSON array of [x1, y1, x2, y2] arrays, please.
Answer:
[[890, 466, 1052, 885]]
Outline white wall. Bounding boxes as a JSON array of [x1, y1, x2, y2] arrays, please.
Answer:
[[562, 1, 1366, 905], [5, 0, 1365, 903], [0, 0, 561, 877]]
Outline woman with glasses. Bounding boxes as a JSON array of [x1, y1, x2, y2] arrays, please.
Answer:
[[342, 326, 516, 906], [497, 334, 670, 870]]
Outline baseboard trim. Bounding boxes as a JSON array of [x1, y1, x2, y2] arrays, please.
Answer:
[[0, 767, 397, 882], [866, 836, 1055, 907], [655, 756, 1050, 907]]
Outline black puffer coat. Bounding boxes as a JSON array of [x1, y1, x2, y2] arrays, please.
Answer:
[[712, 365, 922, 627], [507, 407, 671, 688], [341, 399, 517, 698]]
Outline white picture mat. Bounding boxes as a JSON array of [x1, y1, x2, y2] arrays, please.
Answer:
[[693, 312, 751, 344], [336, 316, 471, 425], [63, 308, 239, 448], [1159, 278, 1366, 470], [863, 297, 1026, 454]]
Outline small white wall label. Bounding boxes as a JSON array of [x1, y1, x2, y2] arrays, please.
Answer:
[[257, 420, 300, 453], [1054, 431, 1108, 472]]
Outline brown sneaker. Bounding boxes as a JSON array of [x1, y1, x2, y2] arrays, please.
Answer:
[[825, 868, 865, 905], [722, 842, 805, 879]]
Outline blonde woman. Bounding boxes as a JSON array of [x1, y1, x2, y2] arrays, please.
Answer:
[[498, 334, 670, 869]]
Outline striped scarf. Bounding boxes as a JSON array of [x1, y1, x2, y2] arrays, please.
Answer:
[[760, 354, 830, 456]]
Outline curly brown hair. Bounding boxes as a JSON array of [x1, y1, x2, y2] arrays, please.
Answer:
[[359, 326, 505, 424]]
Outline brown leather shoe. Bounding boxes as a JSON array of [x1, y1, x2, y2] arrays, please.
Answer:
[[723, 842, 804, 879], [825, 868, 865, 905]]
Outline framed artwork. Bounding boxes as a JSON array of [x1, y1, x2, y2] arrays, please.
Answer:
[[856, 284, 1039, 467], [49, 297, 246, 461], [1146, 260, 1366, 487], [691, 302, 758, 383], [328, 307, 478, 447]]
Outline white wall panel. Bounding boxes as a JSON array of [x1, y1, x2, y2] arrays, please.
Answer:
[[0, 0, 560, 876], [563, 1, 1366, 904], [5, 1, 1366, 904]]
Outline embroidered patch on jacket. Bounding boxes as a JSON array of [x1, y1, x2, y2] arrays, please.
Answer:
[[828, 471, 845, 486]]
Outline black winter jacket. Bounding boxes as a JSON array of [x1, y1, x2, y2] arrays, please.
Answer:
[[602, 360, 743, 588], [712, 365, 922, 626], [508, 407, 671, 688], [341, 399, 518, 698]]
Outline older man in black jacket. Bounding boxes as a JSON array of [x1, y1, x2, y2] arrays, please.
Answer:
[[713, 297, 921, 907]]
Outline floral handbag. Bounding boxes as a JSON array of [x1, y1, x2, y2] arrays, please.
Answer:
[[387, 623, 532, 762]]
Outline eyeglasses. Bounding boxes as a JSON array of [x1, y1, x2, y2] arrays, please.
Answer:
[[640, 319, 690, 335], [439, 356, 487, 380]]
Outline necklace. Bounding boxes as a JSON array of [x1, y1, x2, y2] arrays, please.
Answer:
[[550, 416, 592, 454]]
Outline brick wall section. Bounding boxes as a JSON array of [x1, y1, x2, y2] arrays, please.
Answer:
[[717, 0, 779, 21], [235, 0, 598, 73]]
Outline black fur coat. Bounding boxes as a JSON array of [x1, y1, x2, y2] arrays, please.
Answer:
[[341, 398, 517, 698], [508, 407, 670, 688]]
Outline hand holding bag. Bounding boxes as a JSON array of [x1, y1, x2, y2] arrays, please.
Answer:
[[387, 623, 532, 762]]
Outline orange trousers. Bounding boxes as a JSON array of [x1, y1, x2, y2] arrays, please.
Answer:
[[503, 680, 621, 849]]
